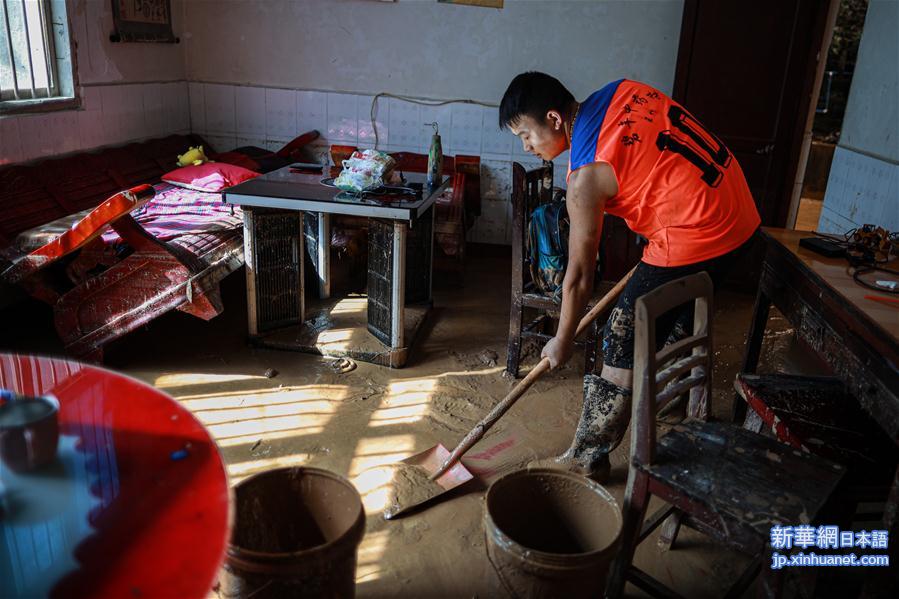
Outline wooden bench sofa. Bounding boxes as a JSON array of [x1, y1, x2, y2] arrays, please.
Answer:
[[1, 132, 318, 361]]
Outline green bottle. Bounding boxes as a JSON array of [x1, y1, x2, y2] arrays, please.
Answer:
[[426, 122, 443, 188]]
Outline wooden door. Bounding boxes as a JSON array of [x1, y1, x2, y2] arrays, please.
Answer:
[[673, 0, 832, 227], [601, 0, 832, 282]]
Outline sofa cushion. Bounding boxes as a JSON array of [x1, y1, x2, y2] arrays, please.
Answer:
[[162, 162, 259, 192]]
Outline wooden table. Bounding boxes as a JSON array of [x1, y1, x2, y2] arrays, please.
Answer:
[[224, 167, 448, 367], [0, 354, 230, 598], [737, 228, 899, 589]]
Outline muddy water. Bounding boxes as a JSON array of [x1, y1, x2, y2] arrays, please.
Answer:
[[33, 246, 809, 597]]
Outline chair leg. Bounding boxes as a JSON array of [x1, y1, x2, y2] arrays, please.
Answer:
[[742, 408, 765, 434], [607, 470, 651, 599], [756, 556, 783, 599], [177, 286, 225, 320], [506, 298, 523, 378], [658, 510, 683, 550], [734, 291, 772, 424]]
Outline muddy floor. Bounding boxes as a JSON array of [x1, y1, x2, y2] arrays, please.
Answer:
[[0, 244, 830, 597]]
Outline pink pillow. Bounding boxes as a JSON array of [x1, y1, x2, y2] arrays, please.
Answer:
[[162, 162, 260, 192]]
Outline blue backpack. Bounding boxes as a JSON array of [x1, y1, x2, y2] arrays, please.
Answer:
[[527, 200, 569, 301]]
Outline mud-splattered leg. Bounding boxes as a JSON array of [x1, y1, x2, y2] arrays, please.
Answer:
[[571, 374, 632, 462], [530, 375, 631, 482], [530, 305, 636, 482]]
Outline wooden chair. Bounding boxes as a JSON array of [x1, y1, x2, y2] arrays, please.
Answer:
[[735, 373, 898, 523], [607, 273, 846, 598], [505, 161, 601, 378]]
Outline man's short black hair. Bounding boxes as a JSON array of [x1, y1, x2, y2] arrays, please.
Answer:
[[499, 71, 575, 130]]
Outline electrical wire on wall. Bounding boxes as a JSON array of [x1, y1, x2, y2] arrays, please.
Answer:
[[368, 93, 499, 150]]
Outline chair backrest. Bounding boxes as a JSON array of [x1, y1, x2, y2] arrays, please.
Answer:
[[631, 272, 714, 466], [510, 161, 555, 294]]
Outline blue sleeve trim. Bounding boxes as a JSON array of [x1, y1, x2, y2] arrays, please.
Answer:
[[570, 79, 624, 172]]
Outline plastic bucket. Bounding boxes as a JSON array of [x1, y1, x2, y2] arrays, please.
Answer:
[[219, 467, 365, 598], [484, 468, 622, 598]]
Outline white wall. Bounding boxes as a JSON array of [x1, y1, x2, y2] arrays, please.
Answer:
[[818, 0, 898, 234], [0, 0, 190, 166], [1, 0, 685, 246], [183, 0, 680, 103], [182, 0, 684, 244]]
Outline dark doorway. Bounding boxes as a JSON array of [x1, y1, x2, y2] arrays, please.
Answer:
[[671, 0, 834, 228], [601, 1, 836, 282], [795, 0, 869, 232]]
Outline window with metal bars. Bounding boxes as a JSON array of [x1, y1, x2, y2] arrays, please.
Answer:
[[0, 0, 71, 105]]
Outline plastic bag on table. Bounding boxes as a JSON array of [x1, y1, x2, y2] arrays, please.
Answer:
[[334, 150, 396, 192]]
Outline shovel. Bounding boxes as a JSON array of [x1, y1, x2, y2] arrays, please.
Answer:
[[381, 443, 475, 519], [385, 266, 636, 519]]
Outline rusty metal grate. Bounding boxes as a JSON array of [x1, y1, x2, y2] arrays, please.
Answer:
[[367, 218, 393, 345], [250, 209, 302, 332]]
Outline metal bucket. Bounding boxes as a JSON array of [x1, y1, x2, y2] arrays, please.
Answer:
[[484, 468, 622, 598], [219, 467, 365, 598]]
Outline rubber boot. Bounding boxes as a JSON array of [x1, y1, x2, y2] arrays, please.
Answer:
[[530, 374, 631, 483]]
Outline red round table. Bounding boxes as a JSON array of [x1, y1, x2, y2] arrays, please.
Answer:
[[0, 354, 231, 598]]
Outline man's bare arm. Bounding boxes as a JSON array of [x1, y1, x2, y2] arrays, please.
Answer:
[[541, 161, 617, 368]]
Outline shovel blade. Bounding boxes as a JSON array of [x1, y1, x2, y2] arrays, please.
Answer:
[[383, 443, 474, 519]]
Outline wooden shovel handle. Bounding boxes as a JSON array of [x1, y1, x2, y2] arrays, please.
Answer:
[[430, 265, 637, 480]]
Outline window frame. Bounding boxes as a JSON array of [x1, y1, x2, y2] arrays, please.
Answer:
[[0, 0, 79, 115]]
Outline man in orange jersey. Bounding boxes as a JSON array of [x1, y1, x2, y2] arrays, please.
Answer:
[[500, 72, 760, 481]]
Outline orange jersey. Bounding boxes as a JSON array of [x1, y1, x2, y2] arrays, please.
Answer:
[[568, 79, 760, 267]]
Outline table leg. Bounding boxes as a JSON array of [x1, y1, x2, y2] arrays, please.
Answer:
[[429, 206, 435, 302], [317, 212, 330, 299], [733, 286, 772, 424], [298, 210, 306, 325], [391, 221, 407, 350], [242, 209, 258, 337]]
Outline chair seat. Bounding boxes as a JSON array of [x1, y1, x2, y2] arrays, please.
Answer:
[[734, 373, 898, 470], [639, 420, 845, 541]]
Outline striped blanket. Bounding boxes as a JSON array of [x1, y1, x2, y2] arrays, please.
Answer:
[[101, 182, 243, 245]]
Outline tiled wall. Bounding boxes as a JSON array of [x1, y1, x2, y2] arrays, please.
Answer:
[[187, 83, 571, 246], [818, 146, 899, 234], [0, 81, 570, 246], [0, 82, 190, 166]]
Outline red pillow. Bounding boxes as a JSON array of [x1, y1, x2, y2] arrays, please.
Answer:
[[162, 162, 260, 192]]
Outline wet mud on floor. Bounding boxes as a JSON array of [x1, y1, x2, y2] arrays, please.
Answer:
[[0, 244, 830, 597]]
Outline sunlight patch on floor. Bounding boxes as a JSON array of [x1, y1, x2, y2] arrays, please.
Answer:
[[227, 452, 316, 485], [183, 384, 349, 442], [178, 384, 348, 410], [348, 434, 417, 478], [355, 529, 390, 583], [368, 377, 437, 427], [328, 296, 367, 315], [152, 372, 267, 391]]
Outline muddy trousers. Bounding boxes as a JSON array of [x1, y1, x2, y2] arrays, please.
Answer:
[[572, 232, 758, 464], [569, 376, 633, 470]]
